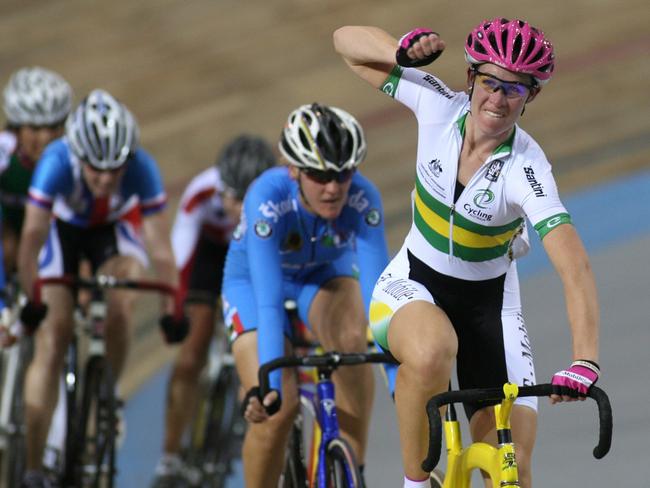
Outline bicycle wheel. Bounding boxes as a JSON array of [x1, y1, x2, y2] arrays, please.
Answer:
[[75, 355, 117, 488], [185, 364, 243, 487], [2, 337, 33, 487], [280, 418, 307, 488], [429, 468, 445, 488], [320, 438, 362, 488]]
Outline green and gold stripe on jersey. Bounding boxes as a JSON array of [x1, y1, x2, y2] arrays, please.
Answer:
[[413, 175, 524, 262]]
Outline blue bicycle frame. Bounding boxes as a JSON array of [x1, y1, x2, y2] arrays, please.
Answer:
[[259, 351, 392, 488]]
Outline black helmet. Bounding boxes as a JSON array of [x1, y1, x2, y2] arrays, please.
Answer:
[[279, 103, 367, 172], [217, 134, 276, 199]]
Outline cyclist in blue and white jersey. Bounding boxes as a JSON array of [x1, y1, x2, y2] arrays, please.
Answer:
[[222, 103, 389, 487], [17, 89, 185, 488], [1, 67, 73, 274], [151, 135, 276, 486], [334, 19, 600, 488]]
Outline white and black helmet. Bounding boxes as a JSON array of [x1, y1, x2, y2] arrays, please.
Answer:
[[3, 67, 73, 127], [279, 103, 367, 172], [65, 89, 139, 170]]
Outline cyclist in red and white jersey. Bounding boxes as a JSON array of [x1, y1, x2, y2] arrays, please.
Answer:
[[334, 18, 600, 488], [150, 135, 276, 486], [1, 67, 73, 274]]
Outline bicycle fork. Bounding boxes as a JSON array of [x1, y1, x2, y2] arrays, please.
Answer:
[[444, 383, 521, 487]]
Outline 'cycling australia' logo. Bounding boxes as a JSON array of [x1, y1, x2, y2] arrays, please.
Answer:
[[473, 189, 495, 209]]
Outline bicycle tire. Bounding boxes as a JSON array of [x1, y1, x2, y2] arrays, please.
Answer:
[[185, 364, 243, 487], [3, 338, 33, 487], [429, 468, 445, 488], [319, 438, 362, 488], [61, 333, 80, 484], [75, 355, 117, 488], [280, 418, 308, 488]]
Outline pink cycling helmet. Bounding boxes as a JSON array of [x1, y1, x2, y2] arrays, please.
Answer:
[[465, 18, 555, 85]]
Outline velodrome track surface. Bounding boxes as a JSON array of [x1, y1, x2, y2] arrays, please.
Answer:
[[119, 171, 650, 487]]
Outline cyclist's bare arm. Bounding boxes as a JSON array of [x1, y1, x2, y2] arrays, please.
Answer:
[[333, 25, 446, 88], [543, 225, 600, 382], [17, 203, 51, 300], [142, 210, 178, 314]]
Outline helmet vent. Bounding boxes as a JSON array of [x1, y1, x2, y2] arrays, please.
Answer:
[[512, 34, 523, 63]]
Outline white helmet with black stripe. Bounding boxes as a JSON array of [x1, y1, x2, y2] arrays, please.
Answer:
[[279, 103, 367, 172], [3, 67, 72, 126], [65, 89, 139, 170]]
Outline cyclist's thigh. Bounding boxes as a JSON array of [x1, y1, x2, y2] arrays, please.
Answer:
[[222, 279, 292, 344], [33, 286, 75, 361], [181, 303, 216, 361], [231, 331, 297, 406], [295, 253, 359, 325], [305, 276, 366, 350], [179, 235, 226, 355], [369, 249, 455, 361], [182, 234, 227, 307]]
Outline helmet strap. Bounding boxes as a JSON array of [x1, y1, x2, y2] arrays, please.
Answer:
[[296, 172, 317, 214]]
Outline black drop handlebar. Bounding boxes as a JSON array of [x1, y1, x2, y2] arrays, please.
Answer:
[[33, 274, 183, 320], [258, 351, 395, 398], [421, 383, 613, 472]]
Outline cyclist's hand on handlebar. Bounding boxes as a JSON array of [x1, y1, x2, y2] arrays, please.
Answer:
[[159, 314, 190, 343], [20, 301, 48, 334], [241, 386, 281, 422], [396, 28, 445, 67], [551, 359, 600, 404]]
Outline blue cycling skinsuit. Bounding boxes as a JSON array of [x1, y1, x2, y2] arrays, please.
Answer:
[[222, 166, 389, 392], [28, 138, 167, 276]]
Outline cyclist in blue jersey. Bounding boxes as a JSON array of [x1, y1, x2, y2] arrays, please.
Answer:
[[334, 19, 600, 488], [1, 67, 73, 275], [17, 89, 186, 488], [222, 103, 389, 487]]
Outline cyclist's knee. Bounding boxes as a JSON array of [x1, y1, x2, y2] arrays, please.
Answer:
[[33, 324, 71, 367], [173, 351, 206, 380], [330, 322, 367, 352], [252, 395, 298, 436], [401, 336, 456, 384]]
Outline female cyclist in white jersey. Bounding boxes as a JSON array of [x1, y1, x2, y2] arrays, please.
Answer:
[[334, 18, 600, 488]]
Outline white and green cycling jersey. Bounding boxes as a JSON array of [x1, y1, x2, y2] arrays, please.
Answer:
[[380, 65, 570, 281]]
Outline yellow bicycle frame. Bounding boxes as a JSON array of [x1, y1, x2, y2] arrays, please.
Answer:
[[442, 383, 520, 487]]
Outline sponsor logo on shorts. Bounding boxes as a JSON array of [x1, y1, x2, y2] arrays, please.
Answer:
[[382, 278, 418, 302], [254, 220, 272, 238], [365, 208, 381, 227]]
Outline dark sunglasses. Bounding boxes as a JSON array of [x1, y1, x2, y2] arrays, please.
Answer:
[[83, 162, 127, 174], [301, 168, 355, 184], [473, 70, 534, 99]]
